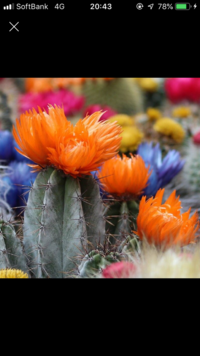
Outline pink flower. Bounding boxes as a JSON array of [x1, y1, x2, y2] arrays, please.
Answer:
[[165, 78, 200, 103], [19, 89, 85, 116], [193, 131, 200, 144], [102, 261, 136, 278], [83, 104, 117, 121]]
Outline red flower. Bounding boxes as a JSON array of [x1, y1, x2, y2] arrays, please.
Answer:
[[193, 131, 200, 144], [102, 262, 136, 278]]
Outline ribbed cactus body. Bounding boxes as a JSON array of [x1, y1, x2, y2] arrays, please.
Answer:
[[82, 78, 144, 115], [23, 167, 106, 278], [105, 201, 139, 243], [0, 221, 29, 275], [80, 176, 106, 247]]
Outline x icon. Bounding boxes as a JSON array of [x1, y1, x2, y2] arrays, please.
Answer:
[[9, 22, 19, 32]]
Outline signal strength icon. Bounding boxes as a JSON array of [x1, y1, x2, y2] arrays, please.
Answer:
[[3, 4, 14, 9]]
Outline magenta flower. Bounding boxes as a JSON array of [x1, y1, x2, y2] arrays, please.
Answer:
[[19, 89, 85, 116], [165, 78, 200, 103], [83, 104, 117, 121]]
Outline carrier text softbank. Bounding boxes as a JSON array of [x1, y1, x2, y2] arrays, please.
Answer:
[[16, 3, 49, 10]]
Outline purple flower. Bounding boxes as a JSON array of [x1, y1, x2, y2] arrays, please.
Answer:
[[137, 142, 185, 197]]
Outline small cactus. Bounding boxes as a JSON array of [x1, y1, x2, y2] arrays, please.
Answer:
[[78, 249, 123, 278], [0, 220, 29, 275]]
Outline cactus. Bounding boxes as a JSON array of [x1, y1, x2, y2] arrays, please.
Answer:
[[82, 78, 144, 115], [23, 167, 107, 278], [77, 249, 123, 278], [0, 92, 13, 131], [105, 200, 139, 244], [0, 220, 29, 275], [77, 234, 140, 278]]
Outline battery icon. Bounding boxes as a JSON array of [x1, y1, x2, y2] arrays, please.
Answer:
[[175, 3, 192, 10]]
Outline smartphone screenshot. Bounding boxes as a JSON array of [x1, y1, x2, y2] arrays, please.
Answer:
[[0, 3, 200, 279]]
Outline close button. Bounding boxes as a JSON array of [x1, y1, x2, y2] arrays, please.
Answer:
[[9, 22, 19, 32]]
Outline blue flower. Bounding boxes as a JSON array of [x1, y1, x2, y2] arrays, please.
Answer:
[[0, 131, 14, 161], [137, 142, 185, 197]]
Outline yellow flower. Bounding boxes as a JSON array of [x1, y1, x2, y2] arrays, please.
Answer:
[[108, 114, 135, 127], [120, 126, 144, 152], [153, 118, 185, 143], [172, 106, 191, 118], [0, 269, 28, 278], [147, 108, 162, 121], [139, 78, 158, 92]]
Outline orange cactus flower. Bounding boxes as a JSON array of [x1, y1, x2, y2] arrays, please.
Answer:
[[51, 78, 85, 89], [13, 108, 122, 177], [97, 154, 151, 200], [25, 78, 86, 92], [134, 188, 199, 248], [25, 78, 52, 93], [13, 105, 72, 171], [47, 111, 122, 177]]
